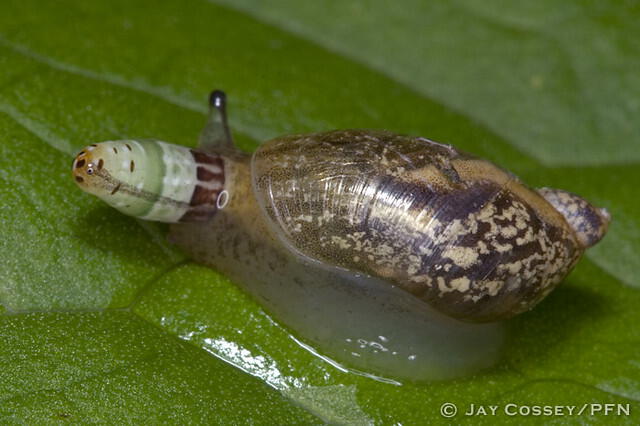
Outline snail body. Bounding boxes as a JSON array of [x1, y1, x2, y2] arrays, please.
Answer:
[[73, 91, 609, 380]]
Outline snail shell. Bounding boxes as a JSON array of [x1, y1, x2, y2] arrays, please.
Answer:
[[252, 130, 609, 322], [72, 91, 610, 380]]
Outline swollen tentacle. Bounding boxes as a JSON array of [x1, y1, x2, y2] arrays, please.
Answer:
[[72, 140, 226, 223]]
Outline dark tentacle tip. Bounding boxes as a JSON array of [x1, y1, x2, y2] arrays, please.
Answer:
[[209, 90, 227, 109]]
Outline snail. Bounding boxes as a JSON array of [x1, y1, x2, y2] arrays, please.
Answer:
[[72, 90, 610, 380]]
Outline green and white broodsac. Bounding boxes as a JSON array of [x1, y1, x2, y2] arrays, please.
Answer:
[[73, 90, 610, 381]]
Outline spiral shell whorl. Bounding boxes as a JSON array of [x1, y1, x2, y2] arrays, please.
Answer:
[[537, 188, 610, 249]]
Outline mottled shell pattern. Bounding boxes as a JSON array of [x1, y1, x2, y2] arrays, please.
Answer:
[[73, 91, 609, 324], [253, 130, 608, 322]]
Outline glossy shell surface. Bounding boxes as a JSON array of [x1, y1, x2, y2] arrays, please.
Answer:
[[252, 130, 582, 322]]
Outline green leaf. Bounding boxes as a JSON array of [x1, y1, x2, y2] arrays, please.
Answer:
[[0, 311, 316, 423], [0, 0, 638, 424]]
